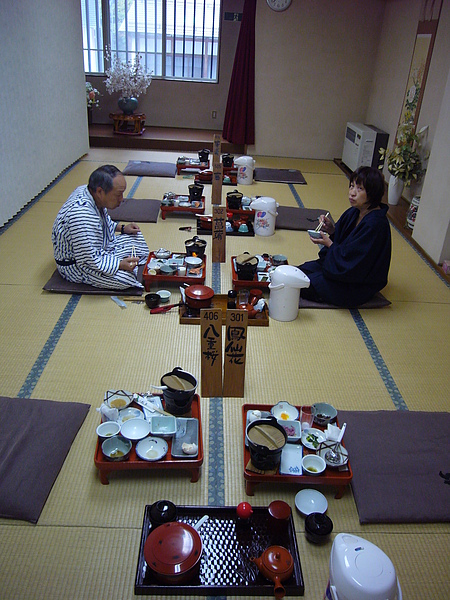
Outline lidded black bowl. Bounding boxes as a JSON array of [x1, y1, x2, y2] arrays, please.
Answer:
[[305, 512, 333, 544]]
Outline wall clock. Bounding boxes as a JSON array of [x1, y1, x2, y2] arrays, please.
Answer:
[[267, 0, 292, 11]]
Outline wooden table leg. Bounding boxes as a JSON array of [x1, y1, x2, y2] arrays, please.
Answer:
[[334, 485, 346, 499], [245, 480, 255, 496], [190, 467, 200, 483], [99, 469, 110, 485]]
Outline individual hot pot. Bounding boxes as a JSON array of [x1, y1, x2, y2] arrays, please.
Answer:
[[246, 417, 287, 471], [235, 252, 258, 281], [198, 149, 210, 163], [184, 285, 214, 310], [185, 235, 207, 258], [227, 189, 243, 209], [160, 367, 198, 416]]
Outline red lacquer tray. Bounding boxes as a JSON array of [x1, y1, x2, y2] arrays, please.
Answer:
[[94, 395, 203, 484], [143, 252, 206, 291], [160, 195, 205, 220], [243, 403, 352, 498], [232, 255, 288, 290], [176, 159, 209, 175]]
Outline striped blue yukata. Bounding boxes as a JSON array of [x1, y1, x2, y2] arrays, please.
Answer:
[[52, 185, 149, 290]]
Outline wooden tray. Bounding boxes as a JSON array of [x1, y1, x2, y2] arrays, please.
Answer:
[[243, 403, 352, 498], [94, 396, 203, 485], [160, 196, 205, 220], [176, 158, 209, 175], [143, 252, 206, 291], [232, 255, 288, 290], [194, 173, 237, 185], [197, 217, 255, 237], [226, 199, 255, 217], [179, 294, 269, 326], [135, 505, 304, 596]]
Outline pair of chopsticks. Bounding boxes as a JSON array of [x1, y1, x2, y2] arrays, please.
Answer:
[[131, 245, 137, 259], [315, 212, 330, 232]]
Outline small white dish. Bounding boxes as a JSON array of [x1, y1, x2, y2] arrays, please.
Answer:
[[96, 421, 120, 440], [157, 290, 171, 303], [271, 401, 299, 421], [278, 419, 301, 443], [179, 201, 191, 207], [301, 453, 326, 475], [150, 415, 177, 437], [105, 390, 133, 410], [120, 418, 151, 441], [185, 256, 203, 268], [319, 443, 349, 468], [136, 437, 168, 461], [301, 428, 327, 450], [154, 248, 171, 259], [295, 489, 328, 516], [118, 407, 144, 424], [279, 444, 303, 475]]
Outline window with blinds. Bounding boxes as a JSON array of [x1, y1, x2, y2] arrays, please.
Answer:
[[81, 0, 221, 82]]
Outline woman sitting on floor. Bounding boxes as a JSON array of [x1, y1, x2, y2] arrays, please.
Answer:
[[298, 166, 391, 307]]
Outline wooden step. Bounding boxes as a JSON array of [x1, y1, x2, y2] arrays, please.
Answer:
[[88, 124, 245, 155]]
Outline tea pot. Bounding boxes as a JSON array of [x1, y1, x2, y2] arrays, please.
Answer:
[[251, 545, 294, 599]]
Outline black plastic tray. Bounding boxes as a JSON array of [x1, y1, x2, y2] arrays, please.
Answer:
[[135, 505, 304, 596]]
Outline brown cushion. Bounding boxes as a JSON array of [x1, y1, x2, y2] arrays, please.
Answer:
[[108, 198, 161, 222], [0, 396, 89, 523], [339, 410, 450, 523], [276, 206, 330, 231], [43, 265, 145, 296], [299, 292, 391, 309], [254, 168, 306, 184], [122, 160, 177, 177]]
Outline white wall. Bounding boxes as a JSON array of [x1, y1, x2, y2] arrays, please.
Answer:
[[0, 0, 88, 227]]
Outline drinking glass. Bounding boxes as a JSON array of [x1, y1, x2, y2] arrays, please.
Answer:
[[300, 405, 315, 431]]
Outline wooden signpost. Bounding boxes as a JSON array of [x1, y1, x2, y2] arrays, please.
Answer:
[[200, 308, 223, 397], [222, 309, 248, 398], [211, 162, 223, 205], [212, 205, 226, 263], [213, 133, 221, 165]]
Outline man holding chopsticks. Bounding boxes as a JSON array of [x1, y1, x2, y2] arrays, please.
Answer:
[[52, 165, 149, 289], [298, 166, 391, 307]]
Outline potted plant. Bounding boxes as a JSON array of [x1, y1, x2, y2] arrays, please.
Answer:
[[379, 121, 427, 205], [104, 50, 152, 115]]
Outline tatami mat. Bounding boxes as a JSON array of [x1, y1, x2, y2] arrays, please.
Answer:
[[0, 148, 449, 600]]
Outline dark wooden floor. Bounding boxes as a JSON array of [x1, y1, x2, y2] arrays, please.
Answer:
[[88, 124, 245, 155]]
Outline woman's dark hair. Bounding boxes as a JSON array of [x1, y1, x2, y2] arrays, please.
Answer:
[[88, 165, 121, 194], [350, 166, 385, 209]]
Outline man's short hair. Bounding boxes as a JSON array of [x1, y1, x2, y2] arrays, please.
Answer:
[[88, 165, 122, 194]]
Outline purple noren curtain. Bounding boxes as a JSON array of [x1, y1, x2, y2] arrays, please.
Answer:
[[222, 0, 256, 145]]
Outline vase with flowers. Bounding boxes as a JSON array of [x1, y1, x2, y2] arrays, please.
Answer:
[[86, 82, 100, 124], [379, 121, 427, 205], [104, 50, 152, 115]]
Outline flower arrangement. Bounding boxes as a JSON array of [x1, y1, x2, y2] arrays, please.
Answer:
[[86, 82, 100, 109], [104, 50, 152, 99], [379, 121, 426, 187]]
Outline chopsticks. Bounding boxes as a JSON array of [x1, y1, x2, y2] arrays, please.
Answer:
[[131, 245, 137, 259], [315, 212, 330, 232]]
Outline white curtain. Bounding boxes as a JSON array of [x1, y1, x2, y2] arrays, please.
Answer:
[[0, 0, 89, 227]]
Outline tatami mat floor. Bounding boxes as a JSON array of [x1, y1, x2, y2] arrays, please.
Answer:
[[0, 147, 449, 599]]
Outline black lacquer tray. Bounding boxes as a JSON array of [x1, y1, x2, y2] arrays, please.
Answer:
[[135, 505, 304, 596]]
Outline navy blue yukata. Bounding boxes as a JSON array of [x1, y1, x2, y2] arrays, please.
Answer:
[[298, 204, 391, 307]]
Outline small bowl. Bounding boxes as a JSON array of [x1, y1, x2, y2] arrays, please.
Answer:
[[105, 390, 133, 410], [145, 293, 160, 309], [302, 454, 326, 476], [305, 512, 333, 544], [295, 489, 328, 516], [96, 421, 120, 440], [101, 435, 132, 461], [150, 415, 177, 437], [184, 256, 203, 268], [157, 290, 171, 303], [136, 437, 169, 462], [271, 401, 299, 421], [312, 402, 338, 426], [277, 419, 301, 443], [120, 418, 151, 441], [159, 264, 176, 276], [272, 254, 288, 266], [119, 407, 144, 423]]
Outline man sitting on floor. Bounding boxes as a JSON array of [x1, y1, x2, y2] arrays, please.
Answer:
[[52, 165, 149, 290]]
